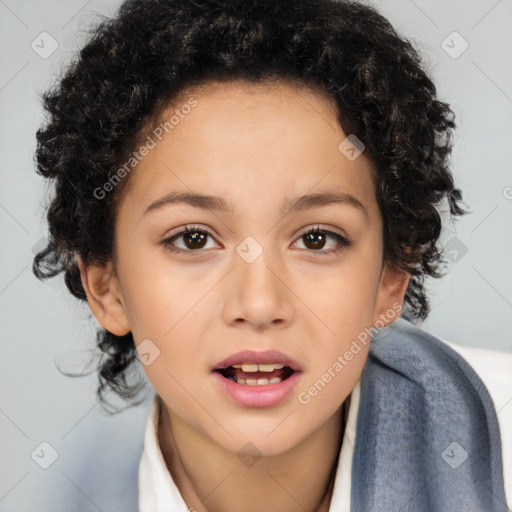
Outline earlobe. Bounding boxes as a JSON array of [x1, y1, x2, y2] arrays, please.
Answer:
[[77, 256, 131, 336], [371, 261, 410, 328]]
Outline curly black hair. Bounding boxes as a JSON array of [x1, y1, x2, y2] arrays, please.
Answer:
[[33, 0, 468, 413]]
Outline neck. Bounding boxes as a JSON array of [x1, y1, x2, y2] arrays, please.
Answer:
[[158, 398, 350, 512]]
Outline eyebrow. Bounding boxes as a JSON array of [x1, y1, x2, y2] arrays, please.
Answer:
[[143, 190, 368, 219]]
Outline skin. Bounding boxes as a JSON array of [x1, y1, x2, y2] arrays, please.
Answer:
[[79, 79, 410, 512]]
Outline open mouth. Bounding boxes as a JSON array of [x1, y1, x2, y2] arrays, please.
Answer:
[[214, 364, 295, 386]]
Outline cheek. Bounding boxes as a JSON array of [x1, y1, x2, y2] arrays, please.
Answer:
[[299, 345, 368, 404], [307, 254, 382, 336], [296, 244, 381, 396], [115, 246, 210, 381], [116, 241, 206, 340]]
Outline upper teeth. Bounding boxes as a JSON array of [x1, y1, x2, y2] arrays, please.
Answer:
[[231, 363, 285, 372]]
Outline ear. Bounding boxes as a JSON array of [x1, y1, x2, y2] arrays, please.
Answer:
[[371, 260, 410, 328], [77, 256, 131, 336]]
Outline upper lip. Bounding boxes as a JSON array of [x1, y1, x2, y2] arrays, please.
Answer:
[[213, 350, 303, 372]]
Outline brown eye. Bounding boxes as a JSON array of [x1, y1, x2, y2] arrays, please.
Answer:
[[181, 230, 208, 250], [162, 225, 217, 253], [303, 231, 328, 250], [293, 226, 352, 255]]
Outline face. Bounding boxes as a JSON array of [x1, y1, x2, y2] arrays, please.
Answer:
[[81, 80, 409, 456]]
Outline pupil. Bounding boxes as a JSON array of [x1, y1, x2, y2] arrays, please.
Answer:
[[304, 232, 325, 250], [183, 231, 325, 250], [185, 231, 207, 249]]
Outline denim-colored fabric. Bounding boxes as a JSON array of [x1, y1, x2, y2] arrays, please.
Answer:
[[351, 317, 508, 512]]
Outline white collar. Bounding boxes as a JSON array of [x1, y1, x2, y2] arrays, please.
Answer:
[[138, 380, 361, 512]]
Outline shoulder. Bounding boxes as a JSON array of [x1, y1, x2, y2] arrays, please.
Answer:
[[386, 318, 511, 397], [431, 334, 512, 510], [438, 338, 512, 416]]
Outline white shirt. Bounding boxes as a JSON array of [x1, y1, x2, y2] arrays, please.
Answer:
[[138, 339, 512, 511]]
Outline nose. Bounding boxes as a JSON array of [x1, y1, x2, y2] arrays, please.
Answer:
[[221, 244, 295, 331]]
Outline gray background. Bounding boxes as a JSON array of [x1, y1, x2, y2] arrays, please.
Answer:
[[1, 0, 511, 510]]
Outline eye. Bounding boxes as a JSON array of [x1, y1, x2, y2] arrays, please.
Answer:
[[161, 224, 352, 255], [161, 224, 219, 254], [292, 225, 352, 255]]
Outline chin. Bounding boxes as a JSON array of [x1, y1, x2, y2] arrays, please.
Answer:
[[208, 418, 308, 458]]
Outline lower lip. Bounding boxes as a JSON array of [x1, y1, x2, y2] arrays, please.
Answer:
[[211, 370, 302, 408]]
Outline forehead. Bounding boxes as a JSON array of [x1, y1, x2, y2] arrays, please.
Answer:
[[118, 79, 378, 221]]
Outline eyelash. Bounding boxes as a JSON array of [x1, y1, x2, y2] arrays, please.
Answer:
[[161, 224, 352, 256]]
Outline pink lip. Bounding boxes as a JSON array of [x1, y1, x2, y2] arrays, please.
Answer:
[[212, 349, 303, 371], [212, 370, 302, 408]]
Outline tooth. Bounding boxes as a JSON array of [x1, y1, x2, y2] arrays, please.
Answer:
[[258, 363, 275, 372], [241, 364, 259, 372], [233, 375, 283, 385], [231, 364, 243, 369], [274, 364, 285, 370]]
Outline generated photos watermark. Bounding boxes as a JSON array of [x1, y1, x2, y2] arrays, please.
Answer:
[[93, 97, 198, 200], [297, 301, 402, 405]]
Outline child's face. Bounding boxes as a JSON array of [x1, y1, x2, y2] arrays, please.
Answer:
[[82, 80, 409, 455]]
